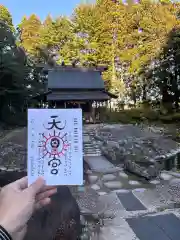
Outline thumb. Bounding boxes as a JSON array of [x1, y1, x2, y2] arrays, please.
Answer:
[[26, 177, 46, 197]]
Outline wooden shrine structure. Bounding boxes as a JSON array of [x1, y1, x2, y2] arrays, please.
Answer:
[[35, 65, 117, 123]]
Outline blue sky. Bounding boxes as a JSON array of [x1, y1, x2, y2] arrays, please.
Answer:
[[1, 0, 89, 25]]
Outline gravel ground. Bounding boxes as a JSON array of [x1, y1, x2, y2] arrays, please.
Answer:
[[0, 124, 15, 140]]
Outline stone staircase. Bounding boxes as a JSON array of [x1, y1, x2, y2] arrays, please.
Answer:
[[83, 129, 102, 157]]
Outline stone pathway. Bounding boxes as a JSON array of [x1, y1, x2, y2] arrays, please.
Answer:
[[79, 125, 180, 240], [83, 126, 156, 195]]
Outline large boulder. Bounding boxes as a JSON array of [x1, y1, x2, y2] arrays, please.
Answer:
[[101, 141, 125, 163], [95, 124, 180, 179], [124, 160, 162, 180]]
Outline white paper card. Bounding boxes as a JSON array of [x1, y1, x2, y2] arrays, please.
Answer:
[[28, 108, 83, 186]]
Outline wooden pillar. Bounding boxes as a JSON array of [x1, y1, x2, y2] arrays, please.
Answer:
[[92, 102, 95, 124], [97, 101, 100, 122]]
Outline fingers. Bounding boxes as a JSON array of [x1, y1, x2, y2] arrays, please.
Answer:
[[26, 177, 45, 197], [35, 198, 51, 210], [36, 188, 57, 202], [38, 185, 57, 194], [11, 177, 28, 190]]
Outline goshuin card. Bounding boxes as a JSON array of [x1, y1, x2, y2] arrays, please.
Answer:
[[27, 108, 83, 186]]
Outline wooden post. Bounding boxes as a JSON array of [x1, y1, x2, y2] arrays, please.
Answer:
[[97, 101, 100, 122], [95, 101, 97, 122]]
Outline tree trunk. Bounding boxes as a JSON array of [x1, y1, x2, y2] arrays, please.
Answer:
[[162, 84, 173, 113], [173, 68, 179, 111], [131, 86, 136, 106], [142, 83, 147, 101], [174, 89, 179, 111]]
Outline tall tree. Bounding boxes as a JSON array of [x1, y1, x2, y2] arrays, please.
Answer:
[[40, 16, 74, 63], [95, 0, 128, 93], [70, 0, 121, 91], [0, 5, 14, 30], [0, 21, 29, 123], [115, 0, 180, 102], [18, 14, 42, 55], [70, 3, 101, 65], [139, 1, 180, 108]]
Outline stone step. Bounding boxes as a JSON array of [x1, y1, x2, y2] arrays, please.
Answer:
[[84, 150, 101, 153], [83, 143, 99, 145], [127, 213, 180, 240], [117, 191, 147, 211], [84, 153, 102, 157], [83, 152, 101, 154], [83, 143, 100, 146], [97, 191, 153, 218], [83, 147, 101, 149], [83, 145, 100, 147], [83, 147, 101, 150], [84, 156, 119, 174], [83, 148, 101, 153], [84, 152, 101, 155], [132, 188, 174, 211], [83, 142, 96, 144], [83, 150, 101, 152], [100, 218, 139, 240], [84, 147, 101, 149]]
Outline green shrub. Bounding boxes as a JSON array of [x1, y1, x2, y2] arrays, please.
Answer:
[[142, 110, 160, 121], [125, 109, 142, 120], [138, 100, 151, 109], [159, 115, 173, 123], [104, 111, 132, 123], [118, 109, 159, 122], [159, 113, 180, 123], [103, 107, 180, 124], [171, 112, 180, 121]]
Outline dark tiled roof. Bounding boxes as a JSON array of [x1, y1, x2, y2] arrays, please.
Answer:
[[30, 90, 52, 100], [37, 64, 108, 72], [48, 70, 105, 90], [47, 91, 110, 101]]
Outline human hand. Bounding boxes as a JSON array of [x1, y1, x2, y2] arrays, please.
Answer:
[[0, 177, 57, 239]]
